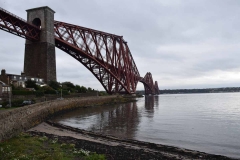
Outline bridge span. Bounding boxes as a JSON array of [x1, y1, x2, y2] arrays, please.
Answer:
[[0, 6, 159, 95]]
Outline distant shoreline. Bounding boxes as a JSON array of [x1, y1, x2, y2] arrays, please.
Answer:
[[157, 87, 240, 94], [136, 87, 240, 95], [160, 91, 240, 94]]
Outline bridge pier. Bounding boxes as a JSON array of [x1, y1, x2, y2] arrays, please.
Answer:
[[24, 6, 56, 83]]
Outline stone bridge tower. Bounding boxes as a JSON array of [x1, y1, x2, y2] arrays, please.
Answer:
[[24, 6, 56, 83]]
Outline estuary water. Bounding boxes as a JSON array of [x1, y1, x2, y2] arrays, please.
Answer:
[[52, 93, 240, 158]]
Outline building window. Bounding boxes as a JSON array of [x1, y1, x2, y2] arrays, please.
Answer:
[[31, 78, 34, 81], [2, 87, 11, 92], [14, 76, 16, 79], [25, 77, 27, 80], [19, 77, 22, 80]]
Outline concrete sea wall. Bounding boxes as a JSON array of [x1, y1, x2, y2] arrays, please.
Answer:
[[0, 96, 118, 141]]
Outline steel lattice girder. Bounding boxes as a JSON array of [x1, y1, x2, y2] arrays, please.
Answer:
[[0, 7, 40, 41], [140, 72, 155, 95], [154, 81, 160, 95], [0, 7, 158, 95], [54, 21, 140, 94]]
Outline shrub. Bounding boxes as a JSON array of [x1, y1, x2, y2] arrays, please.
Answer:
[[62, 90, 70, 95], [12, 90, 34, 95], [35, 91, 44, 97], [1, 99, 24, 107], [39, 86, 56, 95], [44, 89, 57, 94], [99, 91, 108, 96]]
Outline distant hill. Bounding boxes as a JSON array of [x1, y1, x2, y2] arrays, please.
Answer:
[[160, 87, 240, 94], [137, 87, 240, 95]]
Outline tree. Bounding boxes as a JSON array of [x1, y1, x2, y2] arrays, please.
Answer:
[[49, 81, 60, 90], [25, 80, 38, 90], [62, 82, 75, 89], [80, 86, 87, 93], [75, 85, 81, 93], [39, 85, 56, 94], [62, 81, 76, 93], [87, 87, 93, 92]]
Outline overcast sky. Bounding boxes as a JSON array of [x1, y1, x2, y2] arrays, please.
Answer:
[[1, 0, 240, 91]]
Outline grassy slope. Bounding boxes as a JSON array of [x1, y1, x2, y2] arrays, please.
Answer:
[[0, 132, 105, 160]]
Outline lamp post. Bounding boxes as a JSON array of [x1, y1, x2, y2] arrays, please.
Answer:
[[60, 84, 62, 99], [8, 86, 11, 107]]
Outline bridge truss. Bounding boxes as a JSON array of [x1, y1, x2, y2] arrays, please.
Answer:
[[140, 72, 160, 95], [0, 7, 160, 95], [54, 21, 140, 94], [0, 7, 40, 41]]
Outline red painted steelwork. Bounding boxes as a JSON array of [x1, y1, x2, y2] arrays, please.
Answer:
[[140, 72, 156, 95], [0, 7, 160, 95], [0, 7, 40, 41], [54, 21, 140, 94], [154, 81, 160, 95]]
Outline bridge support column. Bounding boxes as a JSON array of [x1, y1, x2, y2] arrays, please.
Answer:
[[24, 6, 56, 83]]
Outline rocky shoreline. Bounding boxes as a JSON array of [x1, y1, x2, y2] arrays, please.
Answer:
[[28, 121, 237, 160]]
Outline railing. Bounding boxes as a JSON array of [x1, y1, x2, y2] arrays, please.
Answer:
[[0, 7, 40, 30], [0, 7, 27, 23]]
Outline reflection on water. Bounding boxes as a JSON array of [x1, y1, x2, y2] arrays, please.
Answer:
[[97, 102, 140, 138], [53, 101, 141, 139], [53, 96, 160, 139], [144, 95, 159, 118], [52, 93, 240, 158]]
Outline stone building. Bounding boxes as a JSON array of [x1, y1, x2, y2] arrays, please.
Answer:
[[0, 82, 2, 96], [0, 81, 11, 97], [0, 69, 8, 84], [0, 69, 45, 88]]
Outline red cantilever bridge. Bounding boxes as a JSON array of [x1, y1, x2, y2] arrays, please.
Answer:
[[0, 6, 159, 95]]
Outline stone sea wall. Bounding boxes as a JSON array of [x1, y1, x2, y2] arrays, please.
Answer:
[[1, 92, 98, 103], [0, 96, 118, 141]]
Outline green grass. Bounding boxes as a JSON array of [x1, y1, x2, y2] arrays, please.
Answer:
[[0, 133, 105, 160]]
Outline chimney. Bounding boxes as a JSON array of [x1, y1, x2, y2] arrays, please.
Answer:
[[1, 69, 6, 75]]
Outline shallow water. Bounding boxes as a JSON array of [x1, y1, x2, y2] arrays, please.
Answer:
[[52, 93, 240, 158]]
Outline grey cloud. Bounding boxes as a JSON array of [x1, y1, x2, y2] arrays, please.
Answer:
[[1, 0, 240, 90]]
